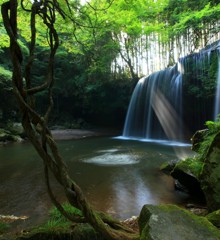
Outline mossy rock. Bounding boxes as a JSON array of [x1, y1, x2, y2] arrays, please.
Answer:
[[206, 210, 220, 228], [191, 129, 209, 153], [0, 128, 23, 143], [160, 159, 179, 174], [0, 129, 15, 142], [16, 223, 104, 240], [200, 132, 220, 211], [172, 157, 203, 179], [7, 123, 24, 136], [139, 204, 220, 240], [170, 157, 205, 197]]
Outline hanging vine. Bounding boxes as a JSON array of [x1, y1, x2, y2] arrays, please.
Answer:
[[1, 0, 139, 239]]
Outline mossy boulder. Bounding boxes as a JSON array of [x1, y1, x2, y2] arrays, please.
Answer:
[[0, 128, 23, 143], [200, 131, 220, 211], [138, 204, 220, 240], [161, 157, 205, 197], [14, 223, 104, 240], [206, 210, 220, 228], [191, 129, 209, 153], [7, 122, 24, 136]]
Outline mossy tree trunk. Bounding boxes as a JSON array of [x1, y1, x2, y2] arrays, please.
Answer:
[[1, 1, 139, 239]]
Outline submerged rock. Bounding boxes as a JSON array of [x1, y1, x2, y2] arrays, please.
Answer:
[[138, 204, 220, 240]]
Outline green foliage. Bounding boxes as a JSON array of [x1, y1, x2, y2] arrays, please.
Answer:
[[206, 210, 220, 228], [32, 203, 83, 234], [189, 118, 220, 175], [49, 202, 83, 221], [197, 118, 220, 158], [0, 0, 220, 127], [205, 116, 220, 133], [171, 3, 220, 35], [0, 66, 12, 86], [0, 222, 10, 234]]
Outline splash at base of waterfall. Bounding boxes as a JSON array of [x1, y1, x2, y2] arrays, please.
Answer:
[[114, 136, 191, 147]]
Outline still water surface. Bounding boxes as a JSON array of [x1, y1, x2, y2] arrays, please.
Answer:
[[0, 137, 192, 229]]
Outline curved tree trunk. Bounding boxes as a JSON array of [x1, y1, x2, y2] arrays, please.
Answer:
[[1, 1, 139, 239]]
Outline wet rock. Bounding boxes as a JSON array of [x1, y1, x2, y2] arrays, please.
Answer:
[[15, 223, 103, 240], [191, 129, 208, 152], [170, 157, 205, 199], [8, 122, 24, 136], [206, 210, 220, 228], [200, 131, 220, 211], [0, 128, 22, 143], [160, 159, 179, 174], [138, 204, 220, 240]]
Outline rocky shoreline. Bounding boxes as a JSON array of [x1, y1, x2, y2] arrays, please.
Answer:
[[0, 123, 120, 145]]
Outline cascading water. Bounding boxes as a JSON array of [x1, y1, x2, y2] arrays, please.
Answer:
[[123, 63, 183, 141], [122, 40, 220, 143], [214, 46, 220, 120]]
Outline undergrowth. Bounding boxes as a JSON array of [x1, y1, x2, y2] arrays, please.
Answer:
[[0, 222, 10, 234], [32, 203, 83, 234]]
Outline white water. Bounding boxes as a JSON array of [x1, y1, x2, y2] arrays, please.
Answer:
[[122, 65, 183, 141], [214, 50, 220, 120]]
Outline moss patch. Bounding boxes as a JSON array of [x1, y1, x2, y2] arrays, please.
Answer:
[[15, 203, 104, 240], [139, 204, 220, 240], [206, 210, 220, 228], [0, 222, 10, 234], [173, 157, 203, 179]]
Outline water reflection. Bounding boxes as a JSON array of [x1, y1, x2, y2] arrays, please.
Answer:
[[113, 176, 154, 216], [0, 137, 192, 228]]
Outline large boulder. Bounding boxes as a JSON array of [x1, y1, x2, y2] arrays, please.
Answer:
[[170, 157, 205, 198], [160, 157, 205, 198], [206, 210, 220, 228], [200, 131, 220, 211], [138, 204, 220, 240]]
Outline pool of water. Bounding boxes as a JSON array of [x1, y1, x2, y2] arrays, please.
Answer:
[[0, 136, 193, 230]]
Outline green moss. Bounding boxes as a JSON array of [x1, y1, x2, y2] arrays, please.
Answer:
[[31, 203, 83, 234], [206, 210, 220, 228], [49, 203, 83, 221], [173, 157, 203, 179], [139, 204, 220, 240], [20, 223, 101, 240], [0, 221, 10, 234], [32, 219, 72, 234]]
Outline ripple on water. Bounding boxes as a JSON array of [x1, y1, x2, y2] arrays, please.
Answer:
[[82, 151, 139, 166]]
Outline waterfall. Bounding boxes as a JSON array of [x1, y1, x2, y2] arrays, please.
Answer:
[[123, 64, 183, 141], [214, 48, 220, 120], [122, 40, 220, 142]]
